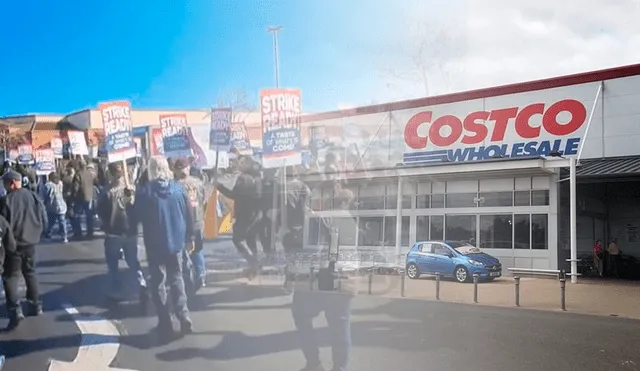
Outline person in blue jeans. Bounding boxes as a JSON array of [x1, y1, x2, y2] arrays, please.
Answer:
[[131, 156, 194, 340], [172, 159, 207, 291], [43, 172, 68, 242], [97, 163, 146, 300]]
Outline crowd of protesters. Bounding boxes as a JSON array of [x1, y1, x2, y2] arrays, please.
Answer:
[[0, 150, 360, 369]]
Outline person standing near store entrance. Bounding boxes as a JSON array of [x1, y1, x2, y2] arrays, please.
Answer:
[[607, 237, 621, 278], [0, 171, 47, 330]]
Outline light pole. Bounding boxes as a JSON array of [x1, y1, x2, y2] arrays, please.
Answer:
[[267, 26, 283, 88]]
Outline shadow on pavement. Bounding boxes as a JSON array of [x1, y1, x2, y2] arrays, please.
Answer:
[[154, 318, 423, 362], [0, 334, 82, 358]]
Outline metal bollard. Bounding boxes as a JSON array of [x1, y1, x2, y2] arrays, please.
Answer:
[[560, 278, 567, 311], [435, 274, 441, 300], [514, 276, 520, 307], [368, 270, 374, 295], [309, 267, 315, 291], [337, 268, 344, 292], [473, 274, 479, 303], [400, 270, 406, 297]]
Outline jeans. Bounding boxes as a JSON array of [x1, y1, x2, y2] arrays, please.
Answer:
[[190, 229, 206, 280], [291, 291, 352, 371], [148, 251, 190, 326], [46, 213, 68, 240], [2, 246, 40, 312], [104, 235, 146, 295], [72, 200, 94, 237]]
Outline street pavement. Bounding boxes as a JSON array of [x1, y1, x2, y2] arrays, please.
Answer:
[[2, 237, 640, 371]]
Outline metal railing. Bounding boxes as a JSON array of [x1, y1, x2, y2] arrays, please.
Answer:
[[508, 267, 568, 311], [219, 252, 574, 312]]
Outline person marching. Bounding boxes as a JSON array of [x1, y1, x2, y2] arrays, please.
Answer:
[[0, 171, 47, 330], [172, 158, 207, 292], [131, 156, 195, 340], [97, 162, 146, 301], [214, 155, 262, 278], [43, 172, 69, 243]]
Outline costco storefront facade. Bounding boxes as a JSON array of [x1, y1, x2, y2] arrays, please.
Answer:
[[301, 64, 640, 276]]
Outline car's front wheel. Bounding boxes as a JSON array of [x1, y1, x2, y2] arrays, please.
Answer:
[[454, 266, 470, 283], [406, 263, 420, 279]]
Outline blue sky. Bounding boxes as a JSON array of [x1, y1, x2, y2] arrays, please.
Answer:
[[2, 1, 636, 117], [0, 0, 426, 116]]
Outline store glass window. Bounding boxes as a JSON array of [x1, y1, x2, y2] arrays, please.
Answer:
[[321, 188, 333, 211], [358, 217, 384, 246], [479, 215, 513, 249], [445, 215, 476, 242], [514, 214, 530, 249], [514, 191, 531, 206], [334, 217, 357, 246], [385, 196, 412, 209], [430, 215, 444, 240], [532, 190, 549, 206], [416, 216, 430, 241], [358, 197, 384, 210], [431, 194, 445, 208], [479, 192, 514, 207], [532, 214, 548, 249], [310, 188, 323, 211], [308, 217, 321, 245], [384, 216, 410, 246], [416, 195, 430, 208], [446, 193, 477, 208]]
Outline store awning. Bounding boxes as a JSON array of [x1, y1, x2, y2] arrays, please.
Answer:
[[300, 156, 569, 183], [576, 156, 640, 178]]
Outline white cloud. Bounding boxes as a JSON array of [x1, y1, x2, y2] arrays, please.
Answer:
[[302, 0, 640, 107]]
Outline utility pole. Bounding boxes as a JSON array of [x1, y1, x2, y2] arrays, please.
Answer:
[[267, 26, 283, 87]]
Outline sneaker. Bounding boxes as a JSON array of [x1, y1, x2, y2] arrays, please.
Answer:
[[194, 277, 206, 291], [179, 317, 193, 335], [5, 310, 25, 332], [27, 301, 43, 316], [62, 238, 69, 243]]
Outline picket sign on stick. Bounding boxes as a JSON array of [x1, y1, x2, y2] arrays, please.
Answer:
[[98, 101, 137, 188]]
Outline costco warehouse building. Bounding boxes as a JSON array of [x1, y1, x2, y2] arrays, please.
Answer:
[[300, 63, 640, 280]]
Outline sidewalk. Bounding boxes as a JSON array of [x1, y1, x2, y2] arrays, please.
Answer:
[[226, 272, 640, 320], [202, 242, 640, 320]]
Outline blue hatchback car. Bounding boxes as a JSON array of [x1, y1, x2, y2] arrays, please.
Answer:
[[406, 240, 502, 283]]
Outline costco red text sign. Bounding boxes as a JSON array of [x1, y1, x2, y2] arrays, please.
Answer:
[[403, 99, 588, 163]]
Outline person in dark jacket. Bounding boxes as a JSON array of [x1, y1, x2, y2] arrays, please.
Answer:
[[281, 167, 311, 253], [72, 161, 96, 239], [0, 211, 16, 320], [0, 171, 46, 330], [97, 163, 146, 300], [215, 155, 262, 278], [131, 156, 194, 340], [14, 164, 37, 192], [173, 159, 207, 291], [256, 169, 277, 254]]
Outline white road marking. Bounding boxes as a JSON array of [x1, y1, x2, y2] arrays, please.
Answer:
[[47, 305, 137, 371]]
